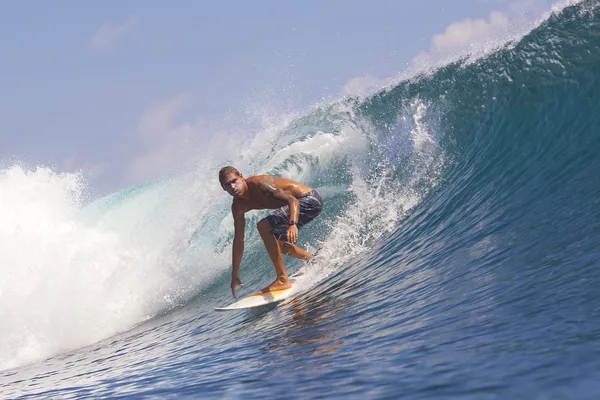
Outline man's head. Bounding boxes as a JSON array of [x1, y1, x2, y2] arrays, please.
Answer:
[[219, 166, 246, 197]]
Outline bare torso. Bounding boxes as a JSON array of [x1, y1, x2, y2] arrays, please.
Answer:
[[233, 175, 312, 214]]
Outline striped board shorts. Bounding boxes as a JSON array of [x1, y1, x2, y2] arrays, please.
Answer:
[[266, 189, 324, 241]]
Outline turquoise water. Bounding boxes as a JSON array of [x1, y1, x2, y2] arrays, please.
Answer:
[[2, 1, 600, 398]]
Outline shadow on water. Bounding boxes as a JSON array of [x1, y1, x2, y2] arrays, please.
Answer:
[[251, 294, 356, 360], [242, 303, 281, 321]]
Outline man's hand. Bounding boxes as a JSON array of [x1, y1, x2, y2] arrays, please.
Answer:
[[287, 224, 299, 243], [231, 274, 243, 298]]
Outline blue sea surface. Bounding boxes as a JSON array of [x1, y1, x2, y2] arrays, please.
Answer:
[[2, 1, 600, 398]]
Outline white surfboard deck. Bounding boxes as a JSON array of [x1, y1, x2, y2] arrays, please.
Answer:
[[214, 279, 300, 312]]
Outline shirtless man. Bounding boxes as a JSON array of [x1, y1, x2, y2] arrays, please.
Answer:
[[219, 166, 324, 298]]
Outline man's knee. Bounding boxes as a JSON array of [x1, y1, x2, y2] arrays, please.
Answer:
[[279, 240, 292, 254], [257, 218, 272, 235]]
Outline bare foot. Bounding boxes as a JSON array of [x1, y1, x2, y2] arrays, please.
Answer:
[[260, 278, 292, 293]]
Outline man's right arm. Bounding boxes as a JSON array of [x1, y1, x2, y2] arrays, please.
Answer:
[[231, 205, 245, 297], [232, 211, 245, 276]]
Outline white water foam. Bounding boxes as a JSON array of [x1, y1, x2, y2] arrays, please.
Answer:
[[292, 99, 446, 292], [0, 165, 227, 371]]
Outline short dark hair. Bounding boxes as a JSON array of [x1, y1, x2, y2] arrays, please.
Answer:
[[219, 166, 241, 183]]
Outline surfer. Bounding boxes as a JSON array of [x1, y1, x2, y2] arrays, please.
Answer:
[[219, 166, 324, 298]]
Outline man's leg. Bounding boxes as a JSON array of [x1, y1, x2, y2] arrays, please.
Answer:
[[257, 219, 291, 292], [278, 241, 313, 260]]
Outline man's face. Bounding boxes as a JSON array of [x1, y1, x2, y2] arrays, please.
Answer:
[[221, 172, 245, 197]]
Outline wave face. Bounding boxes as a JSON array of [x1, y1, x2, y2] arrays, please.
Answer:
[[2, 1, 600, 398]]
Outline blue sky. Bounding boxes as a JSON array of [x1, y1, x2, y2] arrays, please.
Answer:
[[0, 0, 555, 195]]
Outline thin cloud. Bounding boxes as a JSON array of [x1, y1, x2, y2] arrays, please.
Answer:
[[126, 94, 198, 182], [341, 74, 391, 97], [341, 1, 557, 96], [411, 10, 511, 69], [91, 16, 139, 52], [411, 0, 555, 70], [62, 153, 111, 181]]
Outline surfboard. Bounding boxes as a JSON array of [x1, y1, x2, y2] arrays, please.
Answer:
[[214, 279, 298, 311], [214, 244, 322, 312]]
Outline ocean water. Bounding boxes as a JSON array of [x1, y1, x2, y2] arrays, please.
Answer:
[[2, 1, 600, 398]]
